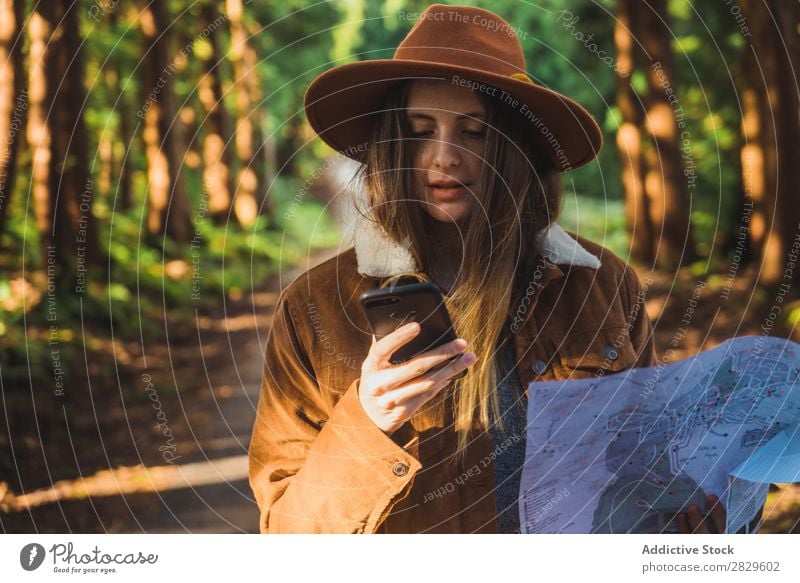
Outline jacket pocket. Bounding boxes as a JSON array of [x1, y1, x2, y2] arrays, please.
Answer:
[[551, 326, 638, 381]]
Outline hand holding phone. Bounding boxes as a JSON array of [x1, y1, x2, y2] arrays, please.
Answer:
[[360, 282, 459, 364], [357, 321, 476, 436]]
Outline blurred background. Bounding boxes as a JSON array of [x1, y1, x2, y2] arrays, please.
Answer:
[[1, 0, 799, 533]]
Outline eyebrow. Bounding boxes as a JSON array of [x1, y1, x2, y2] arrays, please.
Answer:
[[407, 112, 486, 121]]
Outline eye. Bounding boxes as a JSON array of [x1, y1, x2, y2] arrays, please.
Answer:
[[464, 129, 486, 138], [410, 130, 434, 137]]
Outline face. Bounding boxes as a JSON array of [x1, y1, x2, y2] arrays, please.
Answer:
[[405, 79, 488, 223]]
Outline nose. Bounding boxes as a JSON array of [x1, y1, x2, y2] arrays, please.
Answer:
[[432, 135, 461, 169]]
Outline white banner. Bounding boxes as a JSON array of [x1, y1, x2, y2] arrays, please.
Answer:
[[1, 534, 798, 582]]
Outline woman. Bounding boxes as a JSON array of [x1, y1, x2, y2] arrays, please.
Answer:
[[248, 3, 725, 534]]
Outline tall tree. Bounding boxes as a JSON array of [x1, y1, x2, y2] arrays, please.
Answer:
[[228, 0, 263, 226], [773, 2, 800, 288], [140, 0, 192, 244], [27, 0, 102, 278], [738, 7, 774, 280], [0, 0, 26, 237], [614, 0, 652, 264], [173, 17, 201, 176], [198, 1, 234, 223], [245, 15, 276, 220], [636, 0, 697, 270], [740, 0, 800, 289]]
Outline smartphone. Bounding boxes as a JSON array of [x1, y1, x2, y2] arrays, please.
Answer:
[[359, 282, 460, 366]]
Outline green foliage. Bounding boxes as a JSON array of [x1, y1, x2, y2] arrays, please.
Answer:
[[666, 0, 745, 255], [559, 192, 629, 261]]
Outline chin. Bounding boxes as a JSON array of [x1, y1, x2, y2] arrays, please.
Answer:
[[422, 204, 470, 223]]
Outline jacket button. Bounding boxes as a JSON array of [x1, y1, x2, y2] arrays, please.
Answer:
[[602, 345, 619, 361], [391, 462, 409, 477], [531, 359, 548, 375]]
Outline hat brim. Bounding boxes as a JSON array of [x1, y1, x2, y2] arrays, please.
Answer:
[[303, 59, 603, 172]]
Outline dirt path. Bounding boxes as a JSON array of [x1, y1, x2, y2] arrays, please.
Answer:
[[2, 248, 340, 533]]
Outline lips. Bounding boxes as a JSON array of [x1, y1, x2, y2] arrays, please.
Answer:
[[428, 182, 470, 201]]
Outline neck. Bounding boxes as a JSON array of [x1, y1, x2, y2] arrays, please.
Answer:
[[421, 211, 463, 243], [420, 212, 464, 294]]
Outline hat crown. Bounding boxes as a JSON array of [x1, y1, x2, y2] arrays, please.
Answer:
[[394, 4, 526, 77], [303, 4, 603, 171]]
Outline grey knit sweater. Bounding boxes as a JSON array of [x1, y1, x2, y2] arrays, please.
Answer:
[[489, 324, 528, 533]]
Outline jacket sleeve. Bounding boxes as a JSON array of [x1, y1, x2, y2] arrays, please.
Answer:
[[248, 288, 421, 533], [622, 265, 656, 368]]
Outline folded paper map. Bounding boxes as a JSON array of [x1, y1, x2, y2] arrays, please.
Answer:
[[519, 336, 800, 533]]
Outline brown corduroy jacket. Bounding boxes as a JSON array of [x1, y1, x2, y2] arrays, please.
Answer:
[[248, 218, 656, 533]]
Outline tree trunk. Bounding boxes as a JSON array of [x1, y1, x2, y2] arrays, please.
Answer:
[[174, 23, 201, 176], [28, 1, 102, 281], [740, 0, 800, 289], [140, 0, 192, 245], [97, 87, 115, 198], [0, 0, 26, 237], [27, 4, 52, 260], [773, 1, 800, 291], [199, 2, 234, 224], [738, 10, 772, 276], [245, 17, 276, 220], [228, 0, 260, 226], [263, 123, 278, 223], [636, 0, 697, 270], [614, 0, 652, 265]]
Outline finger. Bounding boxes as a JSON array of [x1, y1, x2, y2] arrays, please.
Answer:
[[369, 322, 420, 366], [382, 353, 476, 407], [389, 338, 467, 380], [428, 351, 476, 383], [676, 512, 689, 533], [687, 505, 708, 533], [380, 377, 441, 409], [706, 494, 726, 534]]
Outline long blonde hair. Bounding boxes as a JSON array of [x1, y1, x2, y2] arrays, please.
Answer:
[[356, 78, 561, 456]]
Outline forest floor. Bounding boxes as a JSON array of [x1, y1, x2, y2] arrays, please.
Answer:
[[0, 247, 340, 533], [1, 249, 799, 533]]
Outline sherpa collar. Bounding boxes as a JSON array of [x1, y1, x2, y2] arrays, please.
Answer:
[[352, 212, 602, 278]]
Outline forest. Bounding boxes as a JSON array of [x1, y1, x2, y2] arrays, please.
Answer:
[[1, 0, 799, 533]]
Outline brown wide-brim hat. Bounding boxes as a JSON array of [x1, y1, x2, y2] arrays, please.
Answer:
[[304, 3, 603, 172]]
